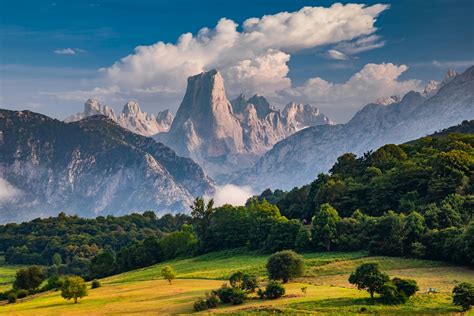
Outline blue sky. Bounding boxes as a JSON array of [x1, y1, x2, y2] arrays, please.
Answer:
[[1, 0, 473, 122]]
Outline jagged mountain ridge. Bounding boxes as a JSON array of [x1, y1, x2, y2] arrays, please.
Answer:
[[233, 66, 474, 191], [156, 69, 332, 177], [65, 99, 174, 137], [0, 109, 214, 223]]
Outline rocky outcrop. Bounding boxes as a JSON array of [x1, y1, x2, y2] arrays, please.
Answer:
[[157, 70, 332, 177], [0, 110, 213, 223], [234, 66, 474, 191], [65, 99, 173, 136]]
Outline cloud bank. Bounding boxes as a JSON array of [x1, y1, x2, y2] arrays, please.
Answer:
[[282, 63, 421, 109], [46, 3, 423, 122], [213, 184, 254, 207], [101, 3, 389, 98]]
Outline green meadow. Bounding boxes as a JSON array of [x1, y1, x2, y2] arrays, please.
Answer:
[[1, 250, 473, 315]]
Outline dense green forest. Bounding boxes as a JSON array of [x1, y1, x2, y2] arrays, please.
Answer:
[[0, 121, 472, 282]]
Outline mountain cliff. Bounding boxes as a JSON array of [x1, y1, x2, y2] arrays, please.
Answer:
[[234, 66, 474, 191], [65, 99, 173, 136], [156, 69, 332, 177], [0, 109, 214, 223]]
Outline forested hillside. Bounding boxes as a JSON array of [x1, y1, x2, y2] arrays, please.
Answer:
[[0, 121, 472, 283]]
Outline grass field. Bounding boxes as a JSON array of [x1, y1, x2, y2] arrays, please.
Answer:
[[1, 250, 473, 315], [0, 255, 26, 292]]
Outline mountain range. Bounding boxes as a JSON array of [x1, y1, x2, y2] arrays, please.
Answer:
[[0, 110, 213, 223], [1, 65, 473, 222], [65, 99, 174, 137], [233, 66, 474, 191], [155, 70, 332, 177]]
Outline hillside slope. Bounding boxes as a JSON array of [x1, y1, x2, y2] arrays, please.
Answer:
[[0, 110, 214, 223], [235, 66, 474, 191]]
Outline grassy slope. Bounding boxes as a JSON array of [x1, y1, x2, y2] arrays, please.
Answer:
[[0, 256, 26, 292], [2, 250, 473, 315]]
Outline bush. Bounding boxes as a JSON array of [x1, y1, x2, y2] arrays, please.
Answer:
[[229, 288, 246, 305], [379, 282, 407, 305], [392, 278, 418, 298], [215, 284, 234, 304], [267, 250, 304, 283], [13, 266, 44, 291], [16, 289, 28, 299], [205, 291, 220, 308], [193, 297, 208, 311], [453, 282, 474, 312], [91, 279, 101, 289], [8, 292, 17, 304], [229, 271, 258, 293], [41, 275, 64, 292], [264, 280, 286, 299], [214, 284, 246, 305]]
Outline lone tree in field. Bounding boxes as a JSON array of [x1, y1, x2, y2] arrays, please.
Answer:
[[453, 282, 474, 312], [161, 266, 176, 284], [61, 276, 88, 303], [267, 250, 304, 283], [13, 266, 44, 291], [349, 263, 389, 299]]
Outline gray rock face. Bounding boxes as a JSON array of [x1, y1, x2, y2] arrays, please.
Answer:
[[235, 66, 474, 191], [0, 110, 214, 223], [157, 69, 332, 178], [65, 99, 174, 136]]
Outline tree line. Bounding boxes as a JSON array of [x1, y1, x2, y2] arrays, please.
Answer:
[[0, 125, 472, 284]]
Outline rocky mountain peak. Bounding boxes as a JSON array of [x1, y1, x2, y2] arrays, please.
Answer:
[[122, 101, 141, 115], [84, 98, 101, 115], [423, 80, 441, 97], [247, 95, 273, 118], [374, 95, 402, 106], [443, 69, 459, 83]]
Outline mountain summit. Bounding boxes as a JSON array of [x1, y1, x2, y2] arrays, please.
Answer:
[[157, 69, 332, 177], [65, 99, 173, 136], [234, 66, 474, 191]]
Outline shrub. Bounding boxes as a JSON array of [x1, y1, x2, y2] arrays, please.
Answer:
[[229, 271, 258, 293], [193, 297, 208, 311], [267, 250, 304, 283], [91, 279, 101, 289], [214, 284, 246, 305], [215, 284, 234, 304], [42, 275, 64, 291], [229, 271, 245, 288], [264, 280, 286, 299], [16, 289, 28, 299], [453, 282, 474, 312], [229, 288, 246, 305], [8, 292, 17, 304], [379, 282, 407, 305], [348, 263, 389, 299], [392, 278, 418, 298], [13, 266, 44, 291], [205, 291, 220, 308]]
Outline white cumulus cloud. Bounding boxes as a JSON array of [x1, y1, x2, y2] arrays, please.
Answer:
[[282, 63, 421, 110], [0, 178, 23, 203], [213, 184, 254, 207], [101, 3, 389, 97]]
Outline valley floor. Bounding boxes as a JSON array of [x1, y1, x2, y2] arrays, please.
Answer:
[[1, 250, 473, 315]]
